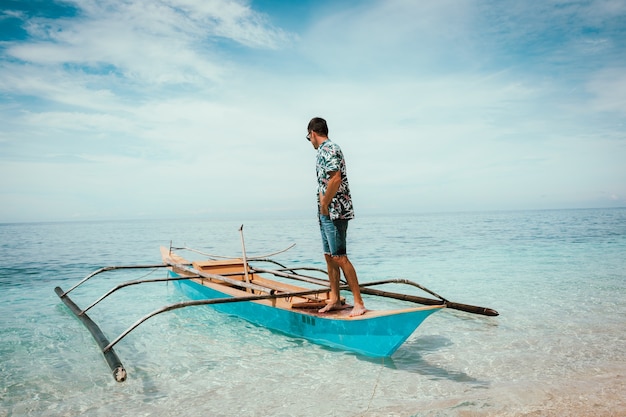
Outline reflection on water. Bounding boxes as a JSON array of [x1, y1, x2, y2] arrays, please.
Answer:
[[358, 335, 488, 387]]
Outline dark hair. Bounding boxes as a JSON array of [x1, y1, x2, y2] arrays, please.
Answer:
[[307, 117, 328, 136]]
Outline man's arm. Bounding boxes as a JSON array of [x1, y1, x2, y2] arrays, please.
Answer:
[[319, 170, 341, 215]]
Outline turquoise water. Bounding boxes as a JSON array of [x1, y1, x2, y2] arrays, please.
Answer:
[[1, 209, 625, 416]]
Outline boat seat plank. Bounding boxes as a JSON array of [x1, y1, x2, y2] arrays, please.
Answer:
[[189, 258, 348, 308]]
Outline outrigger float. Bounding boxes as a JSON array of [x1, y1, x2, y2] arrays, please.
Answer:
[[55, 227, 498, 382]]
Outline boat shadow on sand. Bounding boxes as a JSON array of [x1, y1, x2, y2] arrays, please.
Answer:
[[357, 335, 489, 387]]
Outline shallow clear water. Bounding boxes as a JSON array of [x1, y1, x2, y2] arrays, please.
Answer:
[[1, 209, 625, 416]]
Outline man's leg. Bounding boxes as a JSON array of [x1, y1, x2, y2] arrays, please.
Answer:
[[318, 214, 343, 313], [333, 255, 366, 317], [319, 254, 343, 313]]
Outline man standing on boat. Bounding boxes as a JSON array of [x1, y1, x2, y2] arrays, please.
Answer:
[[307, 117, 366, 317]]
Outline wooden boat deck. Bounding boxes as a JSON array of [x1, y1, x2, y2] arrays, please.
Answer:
[[165, 249, 438, 320], [181, 255, 347, 314]]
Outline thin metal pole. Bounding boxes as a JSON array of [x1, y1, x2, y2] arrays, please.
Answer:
[[239, 225, 251, 290]]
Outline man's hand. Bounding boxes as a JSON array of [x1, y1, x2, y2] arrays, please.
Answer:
[[319, 192, 330, 215], [319, 171, 341, 216]]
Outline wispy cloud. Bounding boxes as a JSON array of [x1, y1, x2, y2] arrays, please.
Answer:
[[0, 0, 624, 222], [3, 0, 290, 88]]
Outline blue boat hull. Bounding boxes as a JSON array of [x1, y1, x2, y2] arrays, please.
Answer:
[[173, 277, 441, 357]]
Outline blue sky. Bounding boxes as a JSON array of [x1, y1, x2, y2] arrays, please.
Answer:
[[1, 0, 625, 222]]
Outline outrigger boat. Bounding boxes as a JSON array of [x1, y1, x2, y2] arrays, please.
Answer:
[[55, 229, 498, 382]]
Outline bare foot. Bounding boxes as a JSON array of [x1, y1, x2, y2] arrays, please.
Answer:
[[348, 304, 367, 317], [318, 301, 343, 313]]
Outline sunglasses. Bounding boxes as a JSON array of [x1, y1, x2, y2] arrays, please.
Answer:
[[306, 132, 311, 141]]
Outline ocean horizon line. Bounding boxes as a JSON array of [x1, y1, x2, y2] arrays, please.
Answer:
[[1, 205, 624, 226]]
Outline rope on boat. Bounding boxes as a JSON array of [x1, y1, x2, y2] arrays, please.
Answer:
[[171, 243, 296, 261]]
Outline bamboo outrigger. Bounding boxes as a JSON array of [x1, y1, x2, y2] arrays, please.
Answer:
[[55, 232, 498, 382]]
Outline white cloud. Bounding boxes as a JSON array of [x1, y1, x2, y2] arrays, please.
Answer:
[[5, 0, 290, 89], [0, 0, 625, 222]]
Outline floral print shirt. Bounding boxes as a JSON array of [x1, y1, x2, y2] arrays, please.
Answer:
[[316, 139, 354, 220]]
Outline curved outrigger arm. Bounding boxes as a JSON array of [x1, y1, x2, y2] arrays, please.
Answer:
[[59, 264, 169, 297], [102, 285, 349, 353], [74, 262, 293, 316], [356, 283, 499, 316], [56, 270, 343, 383], [250, 266, 499, 317], [253, 266, 448, 302], [79, 275, 201, 316]]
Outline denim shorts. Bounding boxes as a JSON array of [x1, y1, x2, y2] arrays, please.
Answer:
[[319, 214, 348, 256]]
